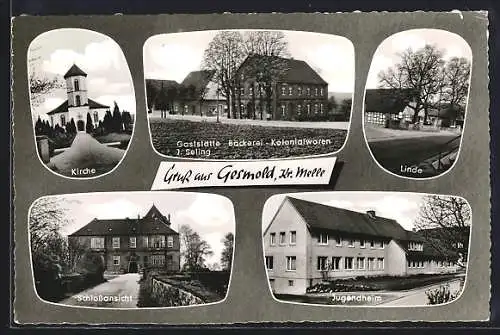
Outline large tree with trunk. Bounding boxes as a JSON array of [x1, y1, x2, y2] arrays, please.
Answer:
[[202, 31, 245, 118], [414, 195, 471, 267], [377, 44, 446, 124], [439, 56, 471, 122], [179, 224, 213, 271]]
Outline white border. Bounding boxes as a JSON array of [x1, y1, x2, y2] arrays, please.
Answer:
[[26, 191, 236, 310], [361, 29, 473, 181], [142, 29, 355, 163], [260, 191, 473, 309], [27, 28, 138, 180]]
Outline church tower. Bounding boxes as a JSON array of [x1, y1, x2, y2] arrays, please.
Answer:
[[64, 64, 88, 107]]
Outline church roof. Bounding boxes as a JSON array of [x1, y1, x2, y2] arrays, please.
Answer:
[[63, 64, 88, 79], [47, 99, 109, 115], [69, 205, 177, 236]]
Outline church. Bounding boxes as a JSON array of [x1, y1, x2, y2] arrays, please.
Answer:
[[47, 64, 110, 131]]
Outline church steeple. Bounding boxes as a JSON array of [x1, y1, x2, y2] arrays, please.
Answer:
[[64, 64, 88, 107]]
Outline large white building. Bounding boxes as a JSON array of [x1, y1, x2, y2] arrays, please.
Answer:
[[263, 197, 463, 295], [47, 64, 109, 131]]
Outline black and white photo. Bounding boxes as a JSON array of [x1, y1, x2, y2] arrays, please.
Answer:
[[262, 192, 470, 306], [28, 29, 136, 178], [144, 30, 354, 160], [364, 29, 472, 178], [29, 192, 235, 308]]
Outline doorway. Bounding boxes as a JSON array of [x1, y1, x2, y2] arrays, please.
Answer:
[[77, 120, 85, 131], [128, 261, 138, 273]]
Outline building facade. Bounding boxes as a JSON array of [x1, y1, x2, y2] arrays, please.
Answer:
[[263, 197, 461, 295], [68, 205, 180, 274], [236, 55, 329, 121]]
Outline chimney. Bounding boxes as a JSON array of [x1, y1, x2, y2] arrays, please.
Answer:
[[366, 210, 376, 218], [137, 214, 140, 220], [167, 213, 171, 225]]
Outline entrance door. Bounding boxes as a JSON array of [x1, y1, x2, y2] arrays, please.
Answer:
[[77, 120, 85, 131], [128, 261, 138, 273]]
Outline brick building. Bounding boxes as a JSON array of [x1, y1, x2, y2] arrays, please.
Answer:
[[68, 205, 180, 274]]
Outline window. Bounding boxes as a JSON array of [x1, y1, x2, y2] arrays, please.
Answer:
[[297, 104, 302, 115], [240, 87, 245, 95], [174, 105, 178, 113], [167, 236, 174, 248], [314, 104, 319, 114], [265, 256, 274, 270], [130, 237, 136, 248], [151, 255, 165, 265], [281, 105, 286, 116], [93, 111, 99, 123], [113, 255, 120, 266], [279, 232, 286, 245], [377, 258, 384, 270], [288, 86, 293, 96], [320, 103, 323, 114], [307, 104, 311, 114], [344, 257, 353, 270], [112, 237, 120, 249], [74, 79, 80, 91], [286, 256, 296, 271], [298, 87, 303, 95], [331, 257, 341, 270], [368, 257, 375, 270], [370, 240, 375, 248], [335, 236, 342, 246], [249, 87, 253, 96], [366, 112, 386, 126], [60, 115, 66, 126], [348, 239, 354, 247], [408, 242, 423, 251], [306, 87, 311, 96], [379, 241, 385, 249], [90, 237, 104, 249], [357, 257, 365, 270], [320, 88, 324, 96], [317, 256, 328, 271], [288, 280, 294, 287], [75, 95, 81, 106], [270, 233, 276, 245], [318, 233, 328, 245], [142, 236, 148, 248], [281, 86, 286, 95], [290, 231, 297, 245], [314, 88, 318, 96], [150, 235, 165, 248], [360, 240, 366, 248]]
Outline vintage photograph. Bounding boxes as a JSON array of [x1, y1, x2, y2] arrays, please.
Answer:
[[262, 192, 470, 306], [29, 192, 234, 308], [28, 29, 136, 178], [364, 29, 472, 178], [143, 30, 354, 159]]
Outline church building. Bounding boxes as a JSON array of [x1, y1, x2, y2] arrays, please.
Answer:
[[47, 64, 109, 131]]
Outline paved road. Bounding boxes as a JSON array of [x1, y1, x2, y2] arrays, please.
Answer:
[[365, 125, 460, 142], [377, 279, 463, 307], [150, 114, 350, 130], [60, 273, 141, 308], [368, 135, 459, 176]]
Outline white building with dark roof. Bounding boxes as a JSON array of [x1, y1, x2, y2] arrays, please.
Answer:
[[47, 64, 109, 131], [263, 197, 462, 295]]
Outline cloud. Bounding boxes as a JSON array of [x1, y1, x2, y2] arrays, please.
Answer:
[[147, 43, 203, 82], [94, 94, 136, 114], [41, 40, 124, 76], [83, 198, 143, 220], [366, 54, 393, 89], [388, 33, 427, 53]]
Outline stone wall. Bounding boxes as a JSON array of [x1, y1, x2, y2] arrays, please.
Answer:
[[149, 276, 205, 307]]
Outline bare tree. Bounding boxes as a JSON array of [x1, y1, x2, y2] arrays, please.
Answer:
[[440, 57, 471, 121], [202, 31, 245, 118], [378, 44, 446, 123], [243, 31, 291, 58], [414, 195, 471, 267], [179, 224, 213, 271], [220, 232, 234, 272], [28, 46, 63, 107]]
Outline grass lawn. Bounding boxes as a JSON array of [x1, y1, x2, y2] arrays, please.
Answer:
[[150, 119, 347, 159]]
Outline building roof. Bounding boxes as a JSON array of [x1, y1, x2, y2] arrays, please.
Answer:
[[181, 70, 216, 97], [63, 64, 87, 79], [364, 88, 415, 115], [47, 99, 109, 115], [238, 54, 328, 85], [68, 205, 178, 236], [145, 79, 180, 91], [287, 197, 417, 241]]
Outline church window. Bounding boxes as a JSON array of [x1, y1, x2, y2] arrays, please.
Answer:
[[93, 111, 99, 123], [60, 115, 66, 126], [75, 95, 81, 106], [74, 79, 80, 91]]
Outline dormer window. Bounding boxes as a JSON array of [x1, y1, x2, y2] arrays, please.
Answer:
[[318, 233, 328, 245]]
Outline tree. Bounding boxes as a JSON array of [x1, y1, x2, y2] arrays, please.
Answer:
[[145, 80, 159, 113], [338, 98, 352, 121], [220, 232, 234, 271], [112, 101, 123, 133], [179, 225, 213, 271], [103, 110, 113, 134], [85, 112, 94, 134], [202, 31, 246, 118], [66, 118, 77, 134], [327, 96, 338, 114], [414, 195, 471, 267], [243, 31, 291, 58], [439, 57, 471, 122], [121, 111, 133, 131], [378, 44, 446, 124]]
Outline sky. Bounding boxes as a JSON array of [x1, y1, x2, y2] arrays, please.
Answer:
[[32, 192, 235, 269], [28, 28, 136, 121], [261, 192, 432, 232], [143, 30, 355, 93], [366, 29, 473, 89]]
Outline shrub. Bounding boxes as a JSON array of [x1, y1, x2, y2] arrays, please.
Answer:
[[426, 284, 460, 305]]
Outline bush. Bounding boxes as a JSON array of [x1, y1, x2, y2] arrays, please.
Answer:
[[426, 284, 460, 305], [74, 252, 105, 282]]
